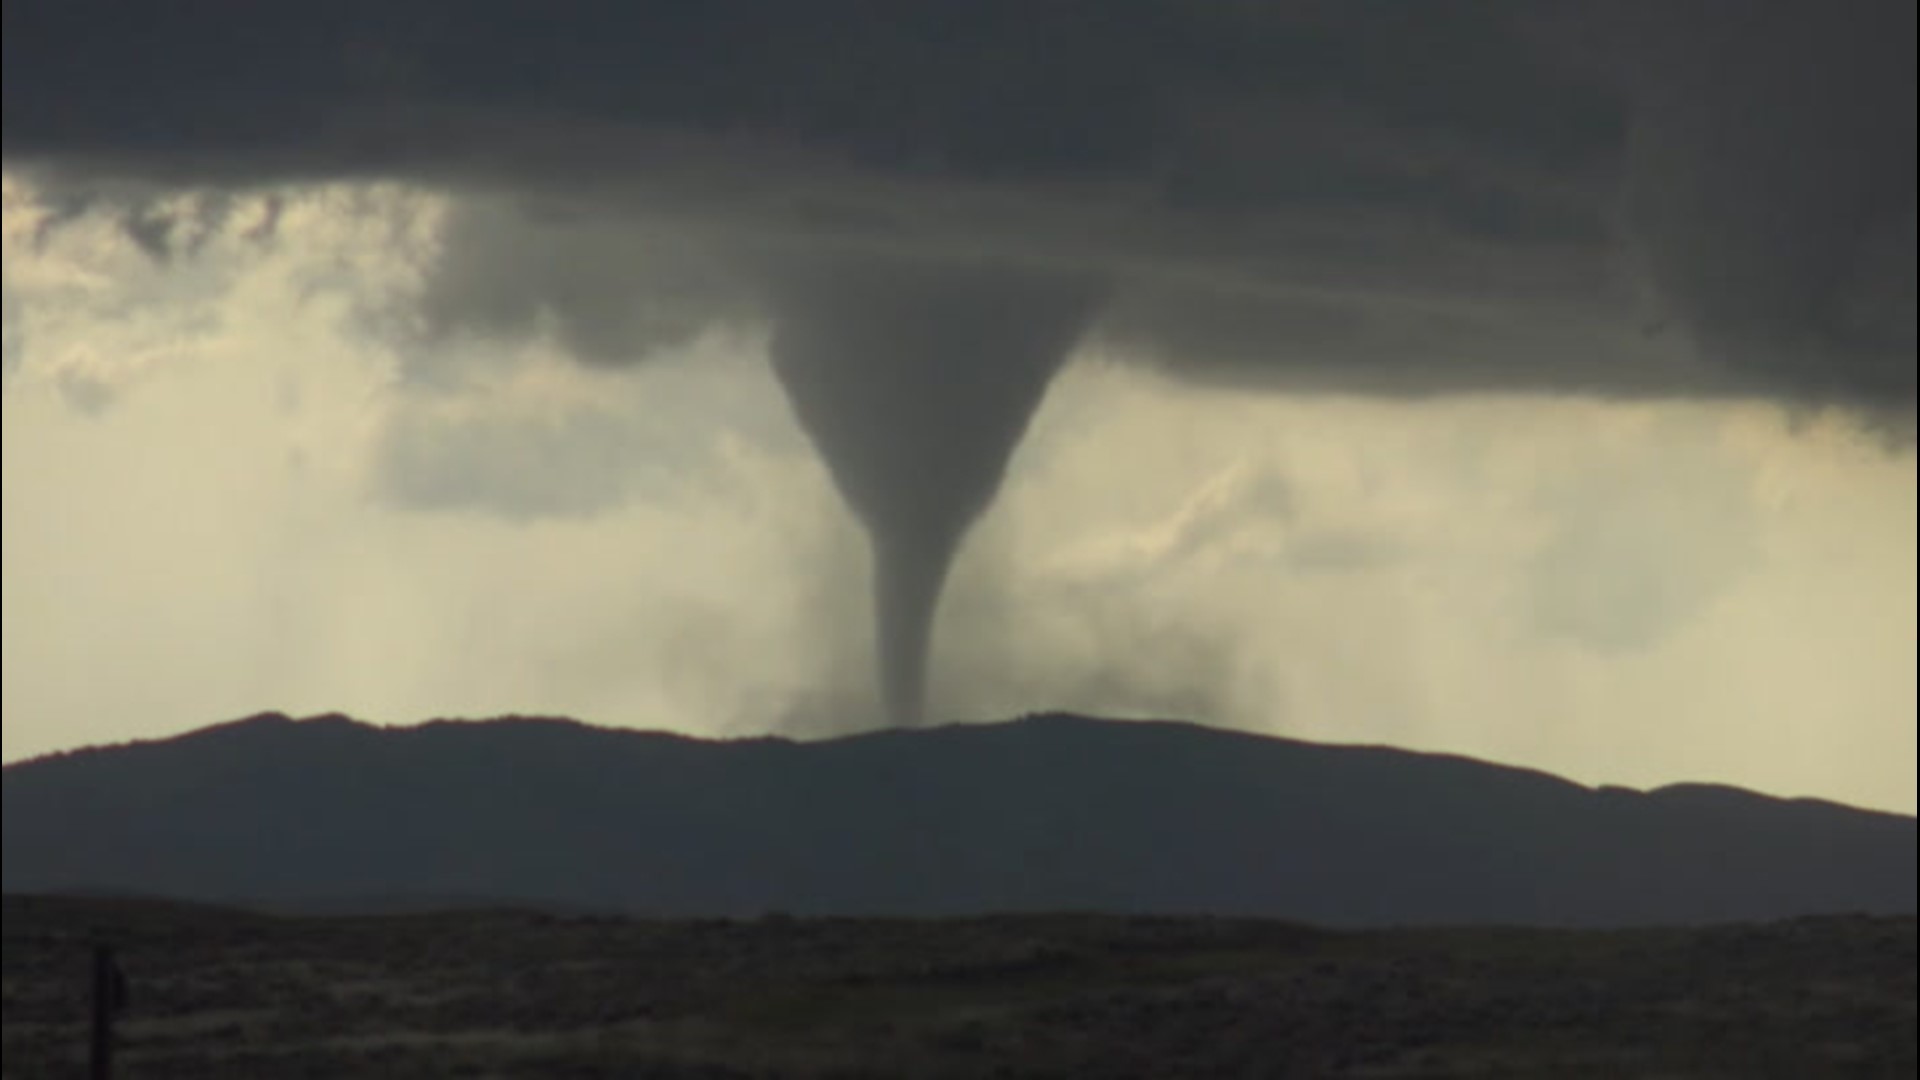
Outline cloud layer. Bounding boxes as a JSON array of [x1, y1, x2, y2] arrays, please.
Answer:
[[4, 0, 1911, 406]]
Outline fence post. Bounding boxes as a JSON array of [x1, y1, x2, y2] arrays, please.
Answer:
[[90, 943, 126, 1080]]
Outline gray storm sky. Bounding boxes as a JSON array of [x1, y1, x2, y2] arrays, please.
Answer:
[[2, 2, 1914, 811]]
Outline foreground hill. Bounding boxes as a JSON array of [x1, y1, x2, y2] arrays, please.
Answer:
[[3, 895, 1913, 1077], [3, 712, 1913, 925]]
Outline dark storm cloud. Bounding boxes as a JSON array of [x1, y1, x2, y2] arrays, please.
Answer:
[[1603, 0, 1917, 402], [411, 201, 746, 369], [10, 0, 1906, 403], [7, 3, 1562, 186]]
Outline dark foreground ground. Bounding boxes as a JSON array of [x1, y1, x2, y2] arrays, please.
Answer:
[[3, 895, 1913, 1078]]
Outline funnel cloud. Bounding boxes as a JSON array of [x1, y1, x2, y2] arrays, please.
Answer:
[[762, 252, 1102, 722]]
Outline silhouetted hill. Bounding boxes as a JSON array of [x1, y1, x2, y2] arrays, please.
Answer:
[[5, 713, 1912, 925]]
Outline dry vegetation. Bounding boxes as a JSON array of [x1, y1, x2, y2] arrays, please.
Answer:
[[3, 895, 1912, 1078]]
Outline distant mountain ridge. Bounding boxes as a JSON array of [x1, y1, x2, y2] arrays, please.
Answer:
[[5, 712, 1912, 926]]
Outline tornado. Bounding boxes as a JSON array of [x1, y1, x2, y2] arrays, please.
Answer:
[[762, 251, 1103, 725]]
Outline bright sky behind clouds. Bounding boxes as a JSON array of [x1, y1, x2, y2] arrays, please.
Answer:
[[3, 178, 1913, 813]]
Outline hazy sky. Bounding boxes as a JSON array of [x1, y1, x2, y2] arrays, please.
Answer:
[[2, 2, 1914, 812]]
